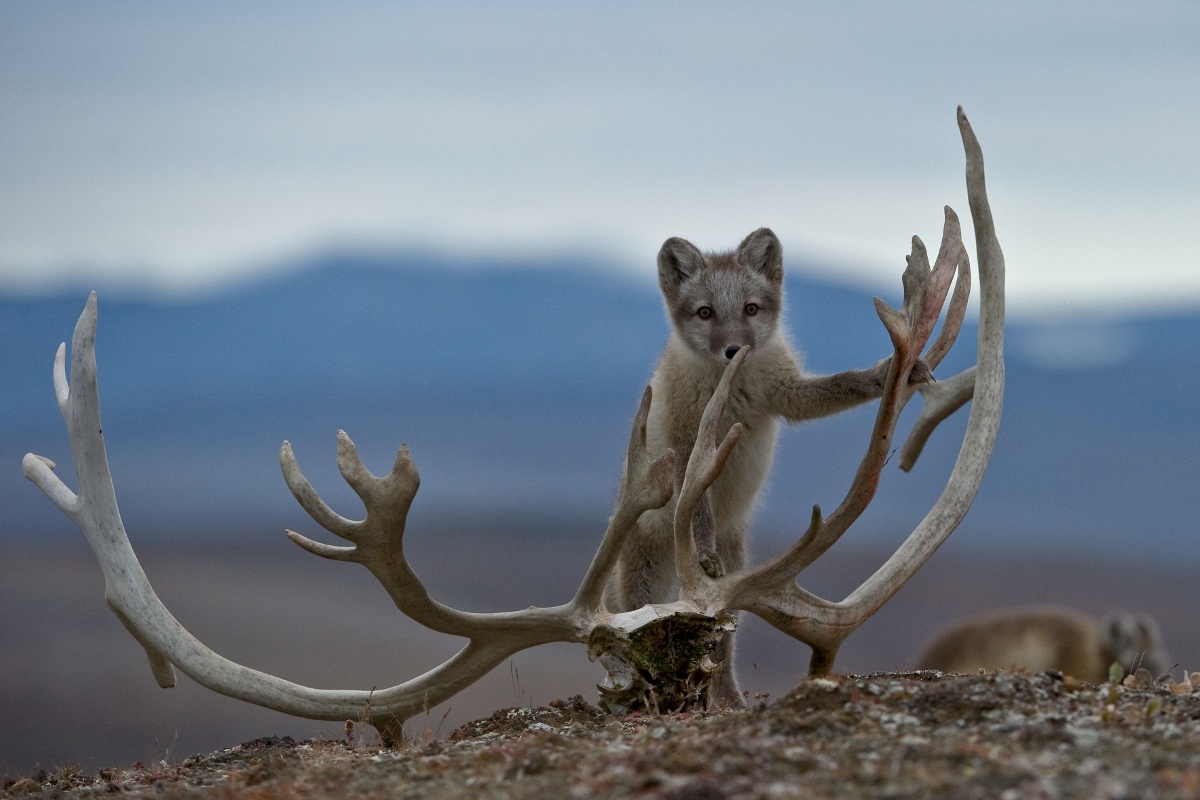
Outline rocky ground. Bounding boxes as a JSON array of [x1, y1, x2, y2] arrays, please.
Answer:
[[7, 670, 1200, 799]]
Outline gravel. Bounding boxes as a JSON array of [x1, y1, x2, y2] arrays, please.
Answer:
[[7, 671, 1200, 799]]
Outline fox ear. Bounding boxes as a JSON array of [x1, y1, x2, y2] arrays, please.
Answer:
[[736, 228, 783, 284], [1135, 615, 1160, 647], [658, 237, 705, 299], [1102, 610, 1133, 644]]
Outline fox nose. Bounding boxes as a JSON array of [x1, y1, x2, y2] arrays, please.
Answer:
[[724, 346, 742, 360]]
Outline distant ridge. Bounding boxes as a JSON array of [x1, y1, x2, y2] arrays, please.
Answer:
[[3, 252, 1199, 562]]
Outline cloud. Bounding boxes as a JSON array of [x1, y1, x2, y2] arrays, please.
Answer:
[[1, 3, 1197, 311]]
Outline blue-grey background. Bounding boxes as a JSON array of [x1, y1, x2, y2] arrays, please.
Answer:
[[4, 258, 1199, 779], [4, 257, 1199, 560], [2, 0, 1198, 780]]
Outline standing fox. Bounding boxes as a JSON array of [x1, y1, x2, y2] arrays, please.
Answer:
[[606, 228, 909, 703]]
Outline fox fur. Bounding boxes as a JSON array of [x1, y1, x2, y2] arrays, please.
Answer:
[[911, 606, 1172, 683], [605, 227, 894, 703]]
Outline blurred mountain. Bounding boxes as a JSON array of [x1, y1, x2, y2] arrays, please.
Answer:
[[3, 252, 1198, 560]]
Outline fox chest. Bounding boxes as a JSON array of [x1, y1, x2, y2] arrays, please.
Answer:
[[646, 375, 779, 526], [709, 416, 778, 525]]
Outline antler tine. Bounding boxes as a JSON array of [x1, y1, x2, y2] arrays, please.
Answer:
[[873, 243, 933, 365], [46, 291, 120, 521], [49, 293, 101, 422], [914, 207, 963, 347], [53, 342, 70, 414], [336, 430, 419, 509], [898, 366, 977, 471], [874, 294, 911, 356], [878, 208, 964, 374], [281, 432, 422, 563], [22, 453, 78, 516], [901, 235, 932, 335], [624, 386, 677, 511], [574, 385, 676, 612], [922, 248, 972, 370], [24, 294, 181, 687], [389, 443, 420, 494], [335, 429, 377, 496], [288, 437, 527, 638], [674, 347, 747, 599], [285, 529, 359, 562], [339, 432, 421, 530], [735, 106, 1005, 673], [892, 212, 973, 468], [279, 440, 360, 544]]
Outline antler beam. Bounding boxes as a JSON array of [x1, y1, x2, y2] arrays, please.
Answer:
[[23, 309, 675, 743], [662, 106, 1004, 675], [24, 106, 1004, 735]]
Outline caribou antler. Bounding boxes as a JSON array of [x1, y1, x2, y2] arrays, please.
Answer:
[[23, 311, 675, 743], [25, 106, 1003, 737], [665, 106, 1003, 675]]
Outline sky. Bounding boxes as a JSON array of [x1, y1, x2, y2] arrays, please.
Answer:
[[1, 2, 1198, 314]]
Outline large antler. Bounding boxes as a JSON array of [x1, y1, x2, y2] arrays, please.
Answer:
[[23, 309, 675, 743], [25, 106, 1003, 735], [668, 106, 1003, 675]]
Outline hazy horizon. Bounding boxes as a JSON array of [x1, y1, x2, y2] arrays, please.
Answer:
[[3, 3, 1199, 314], [6, 241, 1200, 325]]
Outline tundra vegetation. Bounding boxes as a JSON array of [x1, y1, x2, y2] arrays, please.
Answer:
[[24, 108, 1002, 749]]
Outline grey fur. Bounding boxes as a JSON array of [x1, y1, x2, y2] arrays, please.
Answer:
[[606, 228, 892, 703]]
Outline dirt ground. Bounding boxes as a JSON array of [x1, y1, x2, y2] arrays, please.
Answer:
[[7, 670, 1200, 799]]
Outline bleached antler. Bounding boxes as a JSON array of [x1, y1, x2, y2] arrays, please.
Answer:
[[25, 106, 1003, 733], [23, 316, 675, 743], [667, 106, 1003, 675]]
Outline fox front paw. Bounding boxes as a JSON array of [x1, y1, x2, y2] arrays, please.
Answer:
[[909, 358, 934, 384], [877, 356, 934, 387], [698, 550, 726, 578]]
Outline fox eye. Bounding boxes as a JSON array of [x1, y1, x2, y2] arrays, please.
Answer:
[[745, 303, 758, 316], [697, 306, 713, 319]]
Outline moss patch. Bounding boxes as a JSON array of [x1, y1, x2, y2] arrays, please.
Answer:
[[591, 611, 737, 714]]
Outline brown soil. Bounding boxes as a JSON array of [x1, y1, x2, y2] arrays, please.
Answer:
[[7, 671, 1200, 799]]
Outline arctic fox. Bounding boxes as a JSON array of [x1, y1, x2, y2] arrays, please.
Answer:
[[606, 227, 901, 703], [911, 606, 1172, 683]]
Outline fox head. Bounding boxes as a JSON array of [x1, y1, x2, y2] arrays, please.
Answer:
[[657, 227, 784, 364], [1103, 611, 1171, 678]]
